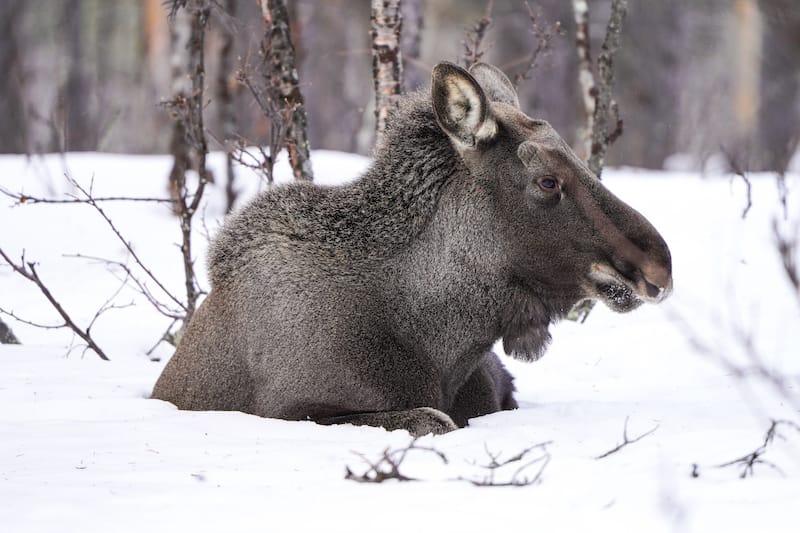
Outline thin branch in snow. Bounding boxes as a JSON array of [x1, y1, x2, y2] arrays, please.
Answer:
[[345, 437, 448, 483], [693, 419, 800, 479], [595, 416, 659, 459], [722, 146, 753, 219], [0, 248, 110, 360], [467, 441, 552, 487]]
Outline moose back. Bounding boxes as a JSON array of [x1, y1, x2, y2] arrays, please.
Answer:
[[152, 62, 672, 436]]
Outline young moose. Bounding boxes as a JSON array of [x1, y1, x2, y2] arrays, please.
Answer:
[[153, 62, 672, 436]]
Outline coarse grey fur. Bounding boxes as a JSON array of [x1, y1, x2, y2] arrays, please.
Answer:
[[152, 62, 672, 436]]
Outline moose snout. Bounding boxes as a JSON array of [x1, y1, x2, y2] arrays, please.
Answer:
[[637, 260, 672, 304]]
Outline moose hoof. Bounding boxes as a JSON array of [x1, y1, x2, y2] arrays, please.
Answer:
[[403, 407, 459, 436]]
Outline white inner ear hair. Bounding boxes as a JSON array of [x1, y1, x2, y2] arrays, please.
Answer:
[[446, 78, 497, 143]]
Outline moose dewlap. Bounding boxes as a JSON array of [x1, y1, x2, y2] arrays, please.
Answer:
[[152, 61, 672, 436]]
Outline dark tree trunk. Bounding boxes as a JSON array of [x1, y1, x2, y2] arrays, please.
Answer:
[[0, 0, 29, 154], [756, 0, 800, 172], [0, 317, 20, 345], [371, 0, 404, 145], [63, 0, 94, 151], [401, 0, 424, 92], [259, 0, 314, 181], [218, 0, 239, 212]]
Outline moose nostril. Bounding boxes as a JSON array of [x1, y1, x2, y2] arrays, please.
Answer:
[[643, 278, 661, 299]]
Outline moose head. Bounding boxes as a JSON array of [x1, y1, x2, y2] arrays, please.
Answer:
[[431, 61, 672, 319]]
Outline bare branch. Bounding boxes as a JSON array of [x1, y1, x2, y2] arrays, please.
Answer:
[[693, 420, 800, 479], [345, 437, 448, 483], [467, 441, 552, 487], [595, 416, 659, 459], [512, 3, 563, 89], [65, 176, 187, 314], [0, 248, 110, 360], [462, 0, 494, 69], [722, 146, 753, 219], [0, 185, 175, 206]]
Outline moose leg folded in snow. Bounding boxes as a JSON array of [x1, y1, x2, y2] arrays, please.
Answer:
[[152, 61, 672, 436]]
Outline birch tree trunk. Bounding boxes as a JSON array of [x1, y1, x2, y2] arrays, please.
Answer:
[[165, 0, 213, 327], [371, 0, 404, 145], [572, 0, 594, 162], [259, 0, 314, 181], [588, 0, 627, 177], [568, 0, 628, 323]]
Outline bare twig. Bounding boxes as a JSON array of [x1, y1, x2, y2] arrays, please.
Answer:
[[345, 437, 448, 483], [693, 419, 800, 479], [232, 62, 295, 184], [595, 416, 659, 459], [468, 441, 552, 487], [669, 308, 800, 414], [66, 176, 187, 314], [0, 248, 110, 360], [462, 0, 494, 69], [64, 253, 185, 321], [0, 185, 175, 206], [722, 146, 753, 219], [512, 3, 563, 89]]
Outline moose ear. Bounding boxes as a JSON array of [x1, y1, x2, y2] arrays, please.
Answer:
[[432, 61, 497, 148], [468, 62, 520, 109]]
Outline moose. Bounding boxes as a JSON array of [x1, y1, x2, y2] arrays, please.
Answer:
[[153, 61, 672, 436]]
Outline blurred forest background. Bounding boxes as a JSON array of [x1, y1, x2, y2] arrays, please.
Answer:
[[1, 0, 798, 172]]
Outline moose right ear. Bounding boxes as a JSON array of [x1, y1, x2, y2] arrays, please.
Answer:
[[432, 62, 497, 148], [468, 63, 520, 109]]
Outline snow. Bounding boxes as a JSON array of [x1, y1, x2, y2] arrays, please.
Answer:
[[1, 151, 799, 532]]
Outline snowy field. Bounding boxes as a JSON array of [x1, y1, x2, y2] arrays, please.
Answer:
[[1, 151, 799, 532]]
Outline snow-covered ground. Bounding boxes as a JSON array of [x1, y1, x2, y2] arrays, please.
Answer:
[[1, 151, 798, 533]]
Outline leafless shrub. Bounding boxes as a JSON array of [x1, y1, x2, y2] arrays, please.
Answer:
[[692, 419, 800, 479], [346, 438, 551, 487], [0, 175, 194, 354], [595, 416, 659, 460], [0, 248, 111, 360], [345, 437, 448, 483], [466, 441, 551, 487]]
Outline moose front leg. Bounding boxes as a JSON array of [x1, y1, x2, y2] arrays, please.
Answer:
[[448, 351, 518, 427], [315, 407, 458, 436]]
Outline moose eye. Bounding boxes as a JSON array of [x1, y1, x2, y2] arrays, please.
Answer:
[[538, 177, 558, 192]]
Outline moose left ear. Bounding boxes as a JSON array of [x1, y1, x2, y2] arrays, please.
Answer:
[[432, 61, 498, 148]]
